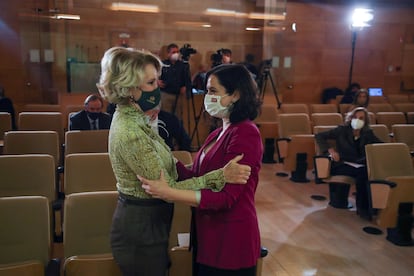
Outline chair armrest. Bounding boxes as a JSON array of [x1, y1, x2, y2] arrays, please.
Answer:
[[275, 137, 291, 162], [313, 155, 331, 179], [368, 179, 397, 209]]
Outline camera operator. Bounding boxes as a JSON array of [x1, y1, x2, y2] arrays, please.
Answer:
[[159, 43, 191, 122], [210, 48, 233, 68], [220, 48, 233, 64]]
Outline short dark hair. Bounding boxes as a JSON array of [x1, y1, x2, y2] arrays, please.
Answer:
[[205, 64, 261, 123], [84, 94, 103, 107], [220, 48, 232, 56], [167, 43, 179, 53]]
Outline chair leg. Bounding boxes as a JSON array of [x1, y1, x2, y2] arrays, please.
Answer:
[[386, 203, 414, 246], [328, 183, 351, 209], [289, 153, 309, 183]]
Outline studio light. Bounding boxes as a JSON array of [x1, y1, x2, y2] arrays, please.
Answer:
[[348, 8, 374, 86]]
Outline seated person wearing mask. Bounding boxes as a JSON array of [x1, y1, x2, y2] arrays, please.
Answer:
[[108, 102, 192, 151], [69, 93, 112, 130], [315, 107, 382, 219], [145, 105, 192, 151]]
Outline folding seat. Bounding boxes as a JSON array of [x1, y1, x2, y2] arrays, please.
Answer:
[[3, 130, 63, 196], [311, 113, 343, 127], [370, 124, 391, 143], [365, 143, 414, 246], [387, 94, 410, 104], [0, 112, 11, 150], [391, 103, 414, 114], [280, 103, 309, 114], [0, 196, 59, 275], [310, 104, 338, 113], [368, 103, 394, 113], [313, 155, 355, 208], [3, 130, 60, 168], [313, 136, 355, 208], [22, 104, 61, 112], [313, 125, 337, 135], [64, 153, 117, 195], [63, 191, 121, 276], [64, 129, 109, 156], [0, 154, 61, 242], [168, 201, 193, 276], [392, 124, 414, 152], [375, 112, 406, 132], [18, 111, 64, 146], [339, 104, 351, 115], [407, 112, 414, 124], [255, 104, 279, 163], [277, 113, 313, 182]]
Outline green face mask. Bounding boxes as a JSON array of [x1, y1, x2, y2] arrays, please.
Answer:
[[135, 87, 161, 112]]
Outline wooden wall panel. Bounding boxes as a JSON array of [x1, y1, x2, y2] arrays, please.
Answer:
[[1, 0, 413, 109]]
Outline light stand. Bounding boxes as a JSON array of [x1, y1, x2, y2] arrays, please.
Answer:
[[348, 8, 374, 86], [348, 30, 357, 87]]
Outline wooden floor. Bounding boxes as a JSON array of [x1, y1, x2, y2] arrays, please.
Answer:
[[52, 162, 414, 275], [257, 163, 414, 276]]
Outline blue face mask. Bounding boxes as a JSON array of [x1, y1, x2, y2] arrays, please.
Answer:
[[135, 87, 161, 112]]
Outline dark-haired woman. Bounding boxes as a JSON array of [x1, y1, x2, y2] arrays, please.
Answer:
[[140, 64, 263, 276]]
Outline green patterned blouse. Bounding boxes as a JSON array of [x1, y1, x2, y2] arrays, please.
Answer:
[[108, 104, 225, 199]]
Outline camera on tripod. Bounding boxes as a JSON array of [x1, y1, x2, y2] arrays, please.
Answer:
[[180, 44, 197, 61], [210, 49, 224, 67], [262, 59, 272, 73]]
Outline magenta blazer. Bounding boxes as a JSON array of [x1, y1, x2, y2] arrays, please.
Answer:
[[183, 120, 263, 270]]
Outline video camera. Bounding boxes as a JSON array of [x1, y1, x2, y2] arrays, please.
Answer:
[[180, 44, 197, 61], [210, 48, 224, 68]]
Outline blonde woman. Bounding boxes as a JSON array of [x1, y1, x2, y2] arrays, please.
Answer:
[[97, 47, 251, 276]]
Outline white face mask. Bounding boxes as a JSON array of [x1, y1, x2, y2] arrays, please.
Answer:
[[144, 114, 159, 133], [170, 53, 179, 61], [204, 94, 229, 118], [351, 118, 364, 130]]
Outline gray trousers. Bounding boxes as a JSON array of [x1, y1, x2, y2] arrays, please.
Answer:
[[111, 194, 173, 276]]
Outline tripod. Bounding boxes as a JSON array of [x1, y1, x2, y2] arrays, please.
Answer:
[[182, 60, 201, 150], [258, 66, 282, 109]]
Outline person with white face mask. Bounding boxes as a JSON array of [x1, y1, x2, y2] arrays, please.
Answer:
[[97, 48, 252, 276], [315, 107, 382, 219], [139, 64, 263, 276], [158, 43, 191, 122]]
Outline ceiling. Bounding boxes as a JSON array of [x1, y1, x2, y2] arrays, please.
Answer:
[[286, 0, 414, 8]]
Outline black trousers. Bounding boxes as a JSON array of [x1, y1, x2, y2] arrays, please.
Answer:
[[198, 263, 256, 276], [331, 163, 369, 212], [110, 194, 173, 276]]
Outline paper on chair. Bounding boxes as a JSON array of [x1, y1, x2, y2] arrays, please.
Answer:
[[344, 161, 365, 168], [177, 233, 190, 248]]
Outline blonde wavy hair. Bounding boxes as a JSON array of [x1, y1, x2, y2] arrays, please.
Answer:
[[345, 106, 371, 130], [97, 47, 162, 105]]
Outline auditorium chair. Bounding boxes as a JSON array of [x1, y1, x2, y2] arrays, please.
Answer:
[[63, 191, 121, 276], [0, 196, 60, 275], [365, 143, 414, 246]]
